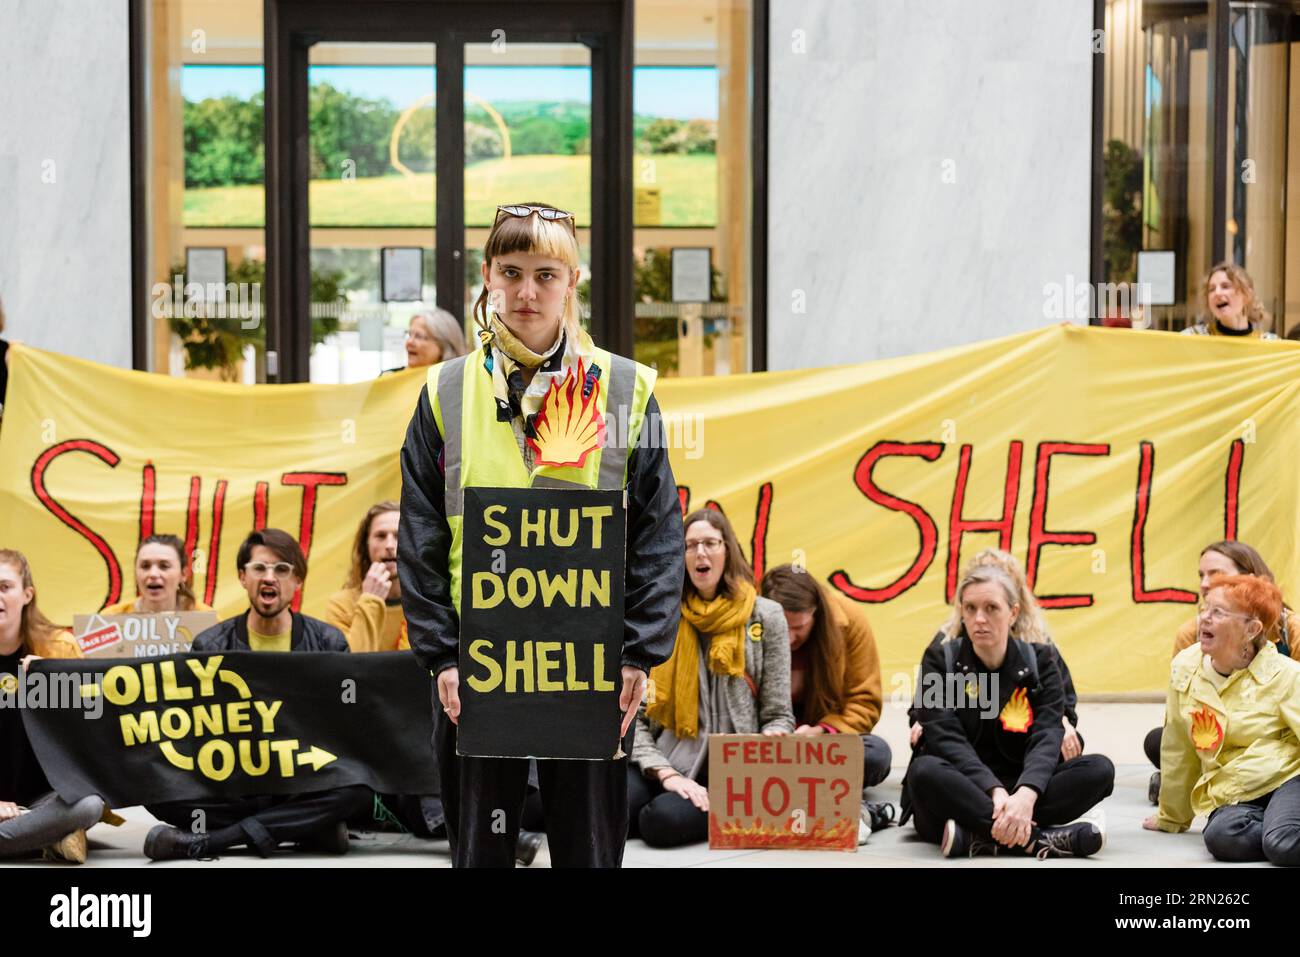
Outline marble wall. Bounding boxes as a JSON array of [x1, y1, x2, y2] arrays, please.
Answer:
[[0, 0, 133, 368], [766, 0, 1095, 368]]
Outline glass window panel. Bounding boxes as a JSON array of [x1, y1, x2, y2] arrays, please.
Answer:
[[307, 43, 436, 383]]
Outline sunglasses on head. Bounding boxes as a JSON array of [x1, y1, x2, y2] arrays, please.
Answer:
[[495, 204, 576, 230]]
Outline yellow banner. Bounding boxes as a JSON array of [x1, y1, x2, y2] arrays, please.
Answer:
[[1, 325, 1298, 694]]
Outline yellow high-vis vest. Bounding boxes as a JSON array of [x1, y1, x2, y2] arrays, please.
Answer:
[[427, 345, 657, 615]]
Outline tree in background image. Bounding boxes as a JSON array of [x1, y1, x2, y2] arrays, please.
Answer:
[[184, 93, 265, 188], [1103, 139, 1143, 284]]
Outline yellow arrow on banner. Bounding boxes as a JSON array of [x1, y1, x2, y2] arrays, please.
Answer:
[[296, 745, 337, 771], [159, 741, 194, 770]]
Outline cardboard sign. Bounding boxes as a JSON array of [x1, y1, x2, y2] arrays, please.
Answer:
[[456, 486, 626, 759], [73, 612, 219, 659], [708, 734, 864, 851]]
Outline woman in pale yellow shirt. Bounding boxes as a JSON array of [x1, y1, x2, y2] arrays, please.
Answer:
[[101, 534, 213, 615], [326, 502, 409, 652]]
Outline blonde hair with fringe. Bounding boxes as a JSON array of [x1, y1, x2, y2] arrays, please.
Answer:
[[473, 202, 583, 348], [943, 553, 1051, 645]]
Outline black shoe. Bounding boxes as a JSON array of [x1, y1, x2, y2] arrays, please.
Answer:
[[515, 830, 544, 866], [144, 824, 211, 861], [1148, 771, 1161, 805], [300, 821, 350, 855], [1027, 821, 1104, 860], [865, 802, 896, 831], [940, 819, 998, 859]]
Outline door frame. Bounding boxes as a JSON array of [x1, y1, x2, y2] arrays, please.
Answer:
[[263, 0, 634, 381]]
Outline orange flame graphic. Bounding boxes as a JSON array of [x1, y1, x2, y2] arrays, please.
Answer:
[[708, 815, 857, 851], [999, 687, 1034, 733], [526, 359, 606, 470], [1190, 704, 1224, 752]]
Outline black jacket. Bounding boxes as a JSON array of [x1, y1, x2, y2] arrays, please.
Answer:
[[191, 612, 350, 653], [902, 634, 1066, 820], [908, 630, 1078, 727], [397, 378, 684, 677]]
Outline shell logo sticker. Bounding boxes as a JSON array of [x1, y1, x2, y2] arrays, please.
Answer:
[[748, 622, 762, 642], [998, 687, 1034, 732], [1190, 704, 1224, 752], [526, 359, 606, 470]]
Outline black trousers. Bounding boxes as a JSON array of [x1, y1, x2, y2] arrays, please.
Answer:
[[147, 785, 372, 856], [907, 753, 1114, 845], [1144, 727, 1163, 768], [1203, 775, 1300, 866], [433, 704, 630, 867], [862, 734, 893, 789], [627, 765, 709, 848]]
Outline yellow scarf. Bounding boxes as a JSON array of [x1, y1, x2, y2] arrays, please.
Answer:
[[647, 581, 756, 738]]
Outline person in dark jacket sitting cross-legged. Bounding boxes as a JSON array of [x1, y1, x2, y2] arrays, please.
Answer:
[[902, 564, 1114, 860], [143, 528, 371, 861]]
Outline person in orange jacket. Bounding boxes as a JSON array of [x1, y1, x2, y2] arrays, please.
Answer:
[[326, 502, 410, 653]]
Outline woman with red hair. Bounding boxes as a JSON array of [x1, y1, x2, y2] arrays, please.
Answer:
[[1144, 574, 1300, 865]]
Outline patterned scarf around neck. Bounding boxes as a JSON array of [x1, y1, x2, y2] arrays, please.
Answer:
[[647, 580, 757, 739], [475, 312, 595, 436]]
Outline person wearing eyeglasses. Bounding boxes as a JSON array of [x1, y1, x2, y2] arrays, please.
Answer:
[[405, 307, 467, 368], [1141, 541, 1298, 805], [383, 307, 469, 375], [1143, 574, 1300, 866], [627, 508, 794, 848], [398, 201, 683, 867], [142, 528, 370, 861]]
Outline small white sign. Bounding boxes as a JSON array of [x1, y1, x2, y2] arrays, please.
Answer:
[[382, 247, 424, 302], [186, 247, 227, 290], [671, 248, 711, 303], [1137, 250, 1176, 305]]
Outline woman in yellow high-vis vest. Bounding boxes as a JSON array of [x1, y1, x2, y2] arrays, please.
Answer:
[[397, 203, 684, 867]]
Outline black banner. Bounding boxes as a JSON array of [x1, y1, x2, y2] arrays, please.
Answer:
[[19, 651, 436, 806], [457, 486, 626, 759]]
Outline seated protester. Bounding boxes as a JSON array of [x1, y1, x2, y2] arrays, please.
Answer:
[[759, 563, 894, 838], [910, 549, 1083, 763], [1143, 540, 1299, 804], [143, 529, 370, 860], [0, 549, 104, 863], [628, 509, 794, 849], [1143, 574, 1300, 865], [325, 501, 409, 652], [101, 534, 214, 615], [326, 503, 462, 847], [903, 565, 1114, 859]]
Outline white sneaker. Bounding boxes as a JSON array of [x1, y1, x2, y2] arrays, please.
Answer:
[[858, 806, 871, 845]]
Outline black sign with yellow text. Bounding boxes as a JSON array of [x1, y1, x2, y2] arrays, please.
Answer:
[[21, 651, 436, 806], [457, 486, 626, 759]]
